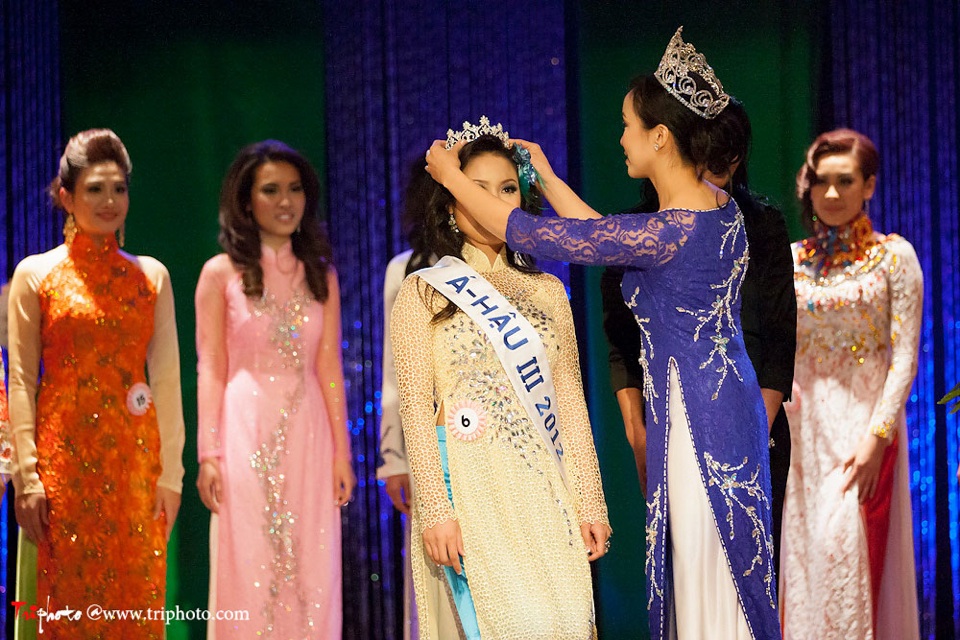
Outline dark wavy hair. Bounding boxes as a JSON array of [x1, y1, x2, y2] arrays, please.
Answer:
[[49, 128, 132, 211], [403, 135, 542, 322], [218, 140, 333, 301], [796, 128, 879, 232]]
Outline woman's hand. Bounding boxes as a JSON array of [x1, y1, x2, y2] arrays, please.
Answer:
[[384, 473, 411, 514], [197, 458, 223, 514], [509, 138, 557, 182], [15, 492, 49, 543], [154, 486, 182, 541], [422, 518, 465, 574], [842, 434, 890, 502], [581, 522, 613, 561], [424, 140, 463, 186], [334, 457, 356, 507]]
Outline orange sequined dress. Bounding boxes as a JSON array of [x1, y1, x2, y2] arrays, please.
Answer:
[[8, 233, 185, 639], [1, 350, 11, 477]]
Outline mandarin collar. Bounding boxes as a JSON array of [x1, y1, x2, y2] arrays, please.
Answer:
[[261, 240, 296, 268], [461, 241, 510, 273], [68, 230, 119, 259]]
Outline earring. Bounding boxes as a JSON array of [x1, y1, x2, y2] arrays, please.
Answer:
[[118, 222, 125, 247], [864, 199, 871, 216], [653, 143, 660, 151], [448, 212, 460, 234], [63, 213, 77, 245]]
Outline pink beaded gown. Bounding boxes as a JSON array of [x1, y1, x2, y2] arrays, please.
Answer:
[[196, 242, 341, 639]]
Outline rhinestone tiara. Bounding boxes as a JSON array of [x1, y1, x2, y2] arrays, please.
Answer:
[[654, 27, 730, 120], [445, 116, 510, 149]]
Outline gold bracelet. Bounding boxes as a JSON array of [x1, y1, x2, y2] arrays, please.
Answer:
[[870, 419, 895, 439]]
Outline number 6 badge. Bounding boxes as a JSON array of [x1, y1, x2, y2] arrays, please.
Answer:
[[446, 399, 488, 442]]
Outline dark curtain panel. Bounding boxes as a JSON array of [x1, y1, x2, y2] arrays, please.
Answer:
[[0, 0, 61, 635], [1, 0, 61, 275], [825, 1, 960, 637], [323, 1, 568, 637]]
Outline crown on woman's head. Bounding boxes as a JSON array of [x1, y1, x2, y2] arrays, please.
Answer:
[[654, 27, 729, 120], [445, 116, 510, 149], [443, 116, 541, 197]]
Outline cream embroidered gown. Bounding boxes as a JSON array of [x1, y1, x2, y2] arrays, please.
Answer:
[[391, 244, 608, 639], [781, 229, 921, 640]]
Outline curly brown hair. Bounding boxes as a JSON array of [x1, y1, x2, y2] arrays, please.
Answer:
[[218, 140, 333, 301]]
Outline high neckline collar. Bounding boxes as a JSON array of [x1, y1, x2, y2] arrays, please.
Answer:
[[813, 212, 875, 254], [462, 242, 509, 273], [68, 230, 119, 258], [261, 240, 295, 262], [802, 212, 878, 276]]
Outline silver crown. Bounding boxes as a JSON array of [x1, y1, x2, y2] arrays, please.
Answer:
[[654, 27, 730, 120], [445, 116, 510, 149]]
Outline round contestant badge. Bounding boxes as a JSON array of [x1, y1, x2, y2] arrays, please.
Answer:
[[126, 382, 153, 416], [446, 400, 487, 442]]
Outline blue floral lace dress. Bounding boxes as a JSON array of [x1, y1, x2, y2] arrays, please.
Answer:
[[507, 199, 781, 640]]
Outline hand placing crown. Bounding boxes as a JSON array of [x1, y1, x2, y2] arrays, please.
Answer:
[[654, 27, 730, 119], [441, 116, 541, 195]]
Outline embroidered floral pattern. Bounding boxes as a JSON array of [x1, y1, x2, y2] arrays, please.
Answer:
[[676, 213, 749, 399], [34, 233, 164, 637], [625, 285, 660, 423], [703, 452, 775, 608], [645, 484, 665, 610], [784, 233, 923, 638]]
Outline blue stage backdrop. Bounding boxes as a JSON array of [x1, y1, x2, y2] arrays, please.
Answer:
[[0, 0, 61, 634], [825, 0, 960, 637], [323, 1, 569, 637]]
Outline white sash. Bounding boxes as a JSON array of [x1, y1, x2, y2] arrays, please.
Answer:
[[416, 255, 568, 488]]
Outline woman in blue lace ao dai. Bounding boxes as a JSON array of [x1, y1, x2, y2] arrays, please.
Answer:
[[424, 29, 781, 640]]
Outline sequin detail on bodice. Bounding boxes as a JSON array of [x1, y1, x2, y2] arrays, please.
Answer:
[[250, 288, 314, 635]]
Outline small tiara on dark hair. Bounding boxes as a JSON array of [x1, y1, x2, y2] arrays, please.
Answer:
[[444, 116, 541, 197], [445, 116, 510, 149], [654, 27, 730, 120]]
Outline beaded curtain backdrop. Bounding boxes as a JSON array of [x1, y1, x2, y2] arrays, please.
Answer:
[[0, 0, 61, 635], [825, 0, 960, 636]]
